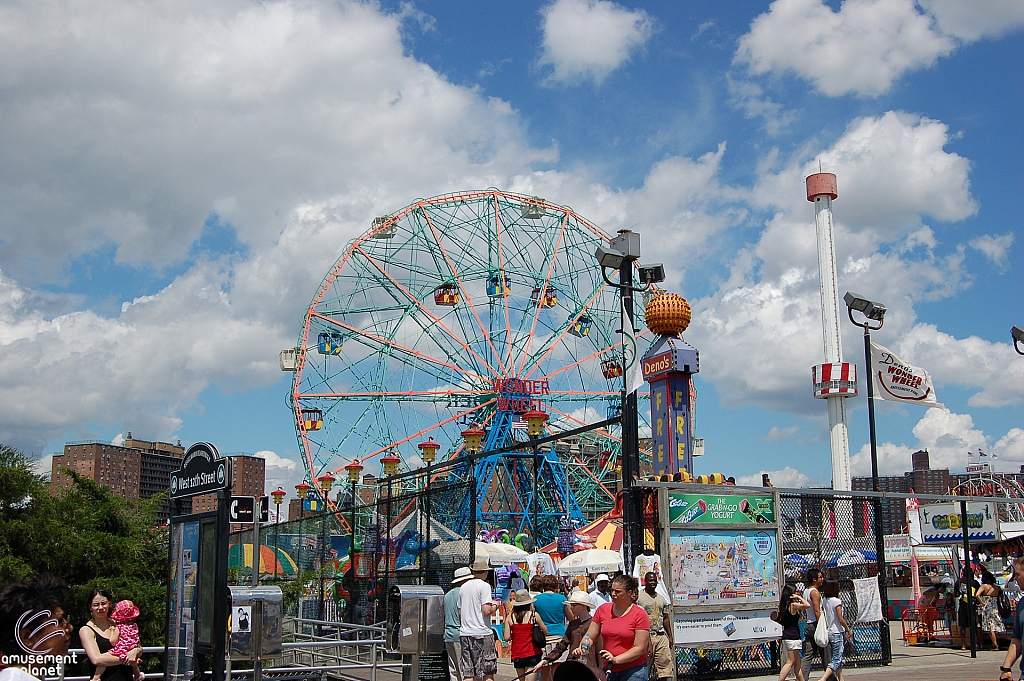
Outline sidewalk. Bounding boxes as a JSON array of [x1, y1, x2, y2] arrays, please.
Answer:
[[491, 625, 1008, 681]]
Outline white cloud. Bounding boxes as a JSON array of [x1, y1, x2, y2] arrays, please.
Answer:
[[761, 425, 799, 442], [735, 0, 955, 97], [847, 405, 1007, 475], [969, 233, 1014, 271], [737, 466, 811, 488], [0, 0, 565, 451], [0, 0, 549, 281], [754, 113, 976, 233], [539, 0, 654, 85], [34, 454, 54, 478], [919, 0, 1024, 42], [689, 112, 978, 413], [897, 323, 1024, 408], [726, 75, 798, 136], [735, 0, 1024, 99], [993, 429, 1024, 465], [255, 449, 302, 493]]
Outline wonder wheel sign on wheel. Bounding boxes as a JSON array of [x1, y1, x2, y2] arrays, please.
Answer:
[[290, 190, 651, 534]]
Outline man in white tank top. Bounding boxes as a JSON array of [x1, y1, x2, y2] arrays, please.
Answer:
[[801, 568, 832, 679]]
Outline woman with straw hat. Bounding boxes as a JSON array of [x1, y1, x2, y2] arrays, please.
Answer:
[[503, 589, 547, 681], [533, 590, 606, 680]]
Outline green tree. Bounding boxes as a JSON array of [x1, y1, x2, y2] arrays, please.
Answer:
[[0, 444, 168, 660]]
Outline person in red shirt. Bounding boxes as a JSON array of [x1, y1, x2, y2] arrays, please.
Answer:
[[573, 575, 650, 681], [503, 589, 547, 681]]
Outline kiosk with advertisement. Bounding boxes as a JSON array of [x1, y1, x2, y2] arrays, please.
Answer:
[[655, 485, 784, 650], [166, 443, 231, 681]]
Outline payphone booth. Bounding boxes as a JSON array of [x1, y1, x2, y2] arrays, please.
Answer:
[[229, 586, 283, 681], [387, 585, 446, 681]]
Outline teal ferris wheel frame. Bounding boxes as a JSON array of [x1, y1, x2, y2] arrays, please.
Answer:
[[290, 189, 652, 529]]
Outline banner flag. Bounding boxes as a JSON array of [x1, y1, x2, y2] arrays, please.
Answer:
[[622, 301, 645, 395], [870, 341, 942, 407]]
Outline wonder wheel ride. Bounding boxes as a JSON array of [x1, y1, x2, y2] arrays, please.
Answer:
[[288, 190, 651, 543], [952, 472, 1024, 523]]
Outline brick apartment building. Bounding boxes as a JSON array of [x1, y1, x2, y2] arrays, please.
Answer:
[[852, 449, 955, 535], [50, 435, 186, 519]]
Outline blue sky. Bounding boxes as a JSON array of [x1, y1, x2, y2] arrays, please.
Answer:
[[3, 0, 1021, 495]]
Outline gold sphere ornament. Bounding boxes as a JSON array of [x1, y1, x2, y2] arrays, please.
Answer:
[[645, 293, 691, 336]]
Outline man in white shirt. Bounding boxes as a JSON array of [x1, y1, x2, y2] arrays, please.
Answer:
[[458, 559, 498, 681], [589, 574, 612, 607]]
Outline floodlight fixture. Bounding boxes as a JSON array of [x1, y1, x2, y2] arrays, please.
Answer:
[[594, 245, 625, 270], [638, 263, 665, 286], [844, 291, 886, 327]]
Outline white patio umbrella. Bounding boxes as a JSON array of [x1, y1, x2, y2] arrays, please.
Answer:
[[482, 542, 529, 565], [556, 549, 624, 576]]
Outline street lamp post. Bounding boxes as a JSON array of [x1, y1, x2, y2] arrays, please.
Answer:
[[523, 409, 550, 546], [344, 460, 363, 623], [270, 487, 286, 580], [295, 481, 311, 619], [594, 229, 664, 574], [461, 425, 485, 564], [316, 472, 336, 625], [1013, 326, 1024, 356], [418, 438, 440, 580], [843, 291, 891, 664]]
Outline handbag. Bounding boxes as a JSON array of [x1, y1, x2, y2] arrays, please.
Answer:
[[531, 611, 547, 648], [814, 602, 831, 648]]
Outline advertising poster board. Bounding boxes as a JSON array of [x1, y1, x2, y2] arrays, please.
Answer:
[[166, 521, 200, 681], [656, 485, 783, 650], [918, 502, 998, 544], [669, 529, 779, 606]]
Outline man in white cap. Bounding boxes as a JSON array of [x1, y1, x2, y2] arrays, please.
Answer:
[[459, 558, 499, 681], [445, 566, 473, 681], [589, 574, 612, 607]]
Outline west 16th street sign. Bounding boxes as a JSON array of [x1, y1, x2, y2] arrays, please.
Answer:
[[229, 496, 269, 523], [169, 442, 230, 498]]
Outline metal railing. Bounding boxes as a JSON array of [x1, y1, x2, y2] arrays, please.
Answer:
[[226, 617, 404, 681], [63, 647, 166, 681]]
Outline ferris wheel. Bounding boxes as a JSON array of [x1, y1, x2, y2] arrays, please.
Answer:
[[288, 190, 651, 524]]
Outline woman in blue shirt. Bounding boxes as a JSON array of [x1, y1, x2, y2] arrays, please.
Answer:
[[531, 576, 572, 681]]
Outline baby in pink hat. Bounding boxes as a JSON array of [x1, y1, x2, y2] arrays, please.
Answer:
[[92, 600, 143, 681]]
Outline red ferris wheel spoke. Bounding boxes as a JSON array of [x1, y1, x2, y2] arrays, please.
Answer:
[[535, 328, 652, 383], [518, 212, 569, 376], [419, 204, 509, 377], [545, 404, 621, 443], [299, 389, 482, 399], [521, 281, 610, 382], [310, 313, 488, 384], [349, 398, 498, 470], [353, 244, 502, 379]]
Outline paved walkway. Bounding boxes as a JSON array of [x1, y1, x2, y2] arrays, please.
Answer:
[[488, 626, 1010, 681]]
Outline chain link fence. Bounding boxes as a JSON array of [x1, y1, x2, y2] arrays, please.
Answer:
[[229, 484, 890, 678], [227, 477, 476, 626]]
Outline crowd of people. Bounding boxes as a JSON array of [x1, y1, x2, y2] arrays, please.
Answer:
[[443, 560, 672, 681]]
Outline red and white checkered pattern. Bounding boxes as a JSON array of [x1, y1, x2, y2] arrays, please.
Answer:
[[811, 362, 858, 398]]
